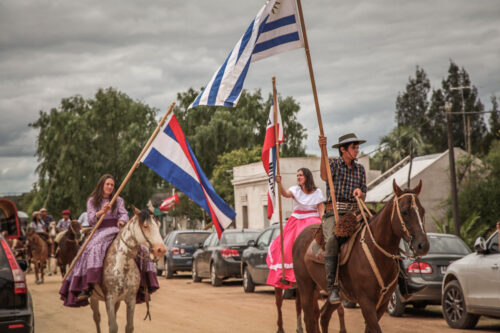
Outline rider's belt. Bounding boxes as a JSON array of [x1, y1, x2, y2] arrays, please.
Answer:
[[325, 202, 358, 212]]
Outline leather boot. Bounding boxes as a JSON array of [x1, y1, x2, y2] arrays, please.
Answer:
[[77, 284, 93, 301], [325, 256, 340, 304]]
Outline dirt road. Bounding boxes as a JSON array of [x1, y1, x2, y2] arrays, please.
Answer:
[[29, 272, 500, 332]]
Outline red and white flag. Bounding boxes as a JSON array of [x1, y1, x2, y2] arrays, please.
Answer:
[[261, 100, 284, 219], [160, 193, 180, 212]]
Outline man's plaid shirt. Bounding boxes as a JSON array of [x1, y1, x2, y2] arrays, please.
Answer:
[[325, 157, 367, 203]]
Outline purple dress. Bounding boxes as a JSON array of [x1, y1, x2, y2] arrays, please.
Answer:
[[59, 197, 159, 307]]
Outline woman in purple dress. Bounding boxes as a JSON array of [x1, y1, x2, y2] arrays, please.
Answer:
[[59, 174, 159, 307]]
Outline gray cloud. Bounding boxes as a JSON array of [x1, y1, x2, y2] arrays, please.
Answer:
[[1, 0, 499, 194]]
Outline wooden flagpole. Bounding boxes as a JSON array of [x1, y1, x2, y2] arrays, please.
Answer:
[[272, 77, 288, 285], [63, 102, 176, 280], [295, 0, 339, 222]]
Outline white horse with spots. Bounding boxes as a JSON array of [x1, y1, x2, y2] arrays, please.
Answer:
[[89, 207, 166, 333]]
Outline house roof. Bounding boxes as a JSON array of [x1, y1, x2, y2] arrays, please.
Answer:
[[365, 152, 444, 203]]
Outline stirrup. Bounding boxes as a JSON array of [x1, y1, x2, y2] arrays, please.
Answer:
[[77, 290, 90, 301], [328, 288, 341, 304]]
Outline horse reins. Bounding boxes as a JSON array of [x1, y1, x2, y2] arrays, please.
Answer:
[[355, 193, 425, 311]]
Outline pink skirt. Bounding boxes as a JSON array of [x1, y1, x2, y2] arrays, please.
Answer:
[[266, 214, 321, 289]]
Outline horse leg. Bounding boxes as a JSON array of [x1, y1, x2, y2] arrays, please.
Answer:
[[313, 291, 320, 333], [319, 301, 342, 333], [90, 297, 101, 333], [34, 261, 39, 283], [295, 288, 304, 333], [274, 288, 285, 333], [40, 261, 45, 283], [125, 299, 136, 333], [358, 299, 382, 333], [105, 297, 119, 333], [337, 303, 346, 333], [297, 281, 319, 333]]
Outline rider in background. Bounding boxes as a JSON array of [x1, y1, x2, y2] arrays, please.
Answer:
[[29, 211, 47, 235], [266, 168, 325, 289], [39, 208, 55, 229], [54, 209, 72, 256], [319, 133, 367, 304], [59, 174, 159, 307]]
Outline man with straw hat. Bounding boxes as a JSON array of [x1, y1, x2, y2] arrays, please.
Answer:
[[318, 133, 367, 304]]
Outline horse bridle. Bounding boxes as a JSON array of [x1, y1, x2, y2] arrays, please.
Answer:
[[119, 215, 155, 259], [391, 193, 426, 256]]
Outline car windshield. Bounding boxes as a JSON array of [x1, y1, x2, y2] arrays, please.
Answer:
[[428, 235, 470, 255], [174, 233, 210, 246], [220, 232, 259, 245]]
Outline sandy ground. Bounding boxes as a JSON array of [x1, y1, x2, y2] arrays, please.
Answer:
[[28, 271, 500, 333]]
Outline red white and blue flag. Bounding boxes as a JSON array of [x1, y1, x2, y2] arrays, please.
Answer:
[[262, 99, 284, 219], [141, 115, 236, 238]]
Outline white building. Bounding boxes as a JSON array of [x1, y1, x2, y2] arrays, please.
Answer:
[[232, 155, 380, 230]]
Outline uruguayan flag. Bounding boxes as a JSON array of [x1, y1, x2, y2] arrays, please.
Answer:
[[141, 114, 236, 238], [189, 0, 304, 109]]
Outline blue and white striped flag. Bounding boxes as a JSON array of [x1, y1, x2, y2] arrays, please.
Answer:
[[189, 0, 304, 109]]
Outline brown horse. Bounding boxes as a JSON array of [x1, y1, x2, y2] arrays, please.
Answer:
[[293, 180, 429, 333], [26, 229, 50, 284], [57, 220, 82, 277], [273, 286, 345, 333]]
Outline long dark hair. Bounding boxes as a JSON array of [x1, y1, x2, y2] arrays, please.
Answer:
[[298, 168, 317, 193], [89, 174, 117, 212]]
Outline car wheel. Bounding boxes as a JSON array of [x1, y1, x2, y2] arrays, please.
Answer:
[[387, 287, 405, 317], [442, 280, 480, 329], [210, 263, 222, 287], [192, 261, 202, 283], [243, 266, 255, 292], [165, 261, 174, 279], [342, 300, 357, 308]]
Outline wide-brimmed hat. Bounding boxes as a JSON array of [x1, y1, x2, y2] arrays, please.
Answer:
[[61, 209, 71, 215], [331, 133, 366, 148]]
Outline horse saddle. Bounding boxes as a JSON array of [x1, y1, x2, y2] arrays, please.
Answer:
[[305, 211, 367, 266]]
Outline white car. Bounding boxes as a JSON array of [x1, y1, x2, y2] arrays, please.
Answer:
[[442, 230, 500, 329]]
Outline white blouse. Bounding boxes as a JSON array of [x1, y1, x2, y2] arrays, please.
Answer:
[[289, 185, 325, 219]]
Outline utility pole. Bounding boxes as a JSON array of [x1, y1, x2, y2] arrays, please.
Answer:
[[446, 101, 461, 236], [450, 86, 472, 153]]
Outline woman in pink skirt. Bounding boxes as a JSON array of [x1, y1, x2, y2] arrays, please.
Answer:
[[266, 167, 324, 289]]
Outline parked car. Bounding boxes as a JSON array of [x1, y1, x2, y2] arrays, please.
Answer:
[[442, 229, 500, 329], [192, 229, 260, 286], [0, 233, 34, 333], [157, 230, 211, 278], [240, 223, 281, 292], [387, 233, 471, 317]]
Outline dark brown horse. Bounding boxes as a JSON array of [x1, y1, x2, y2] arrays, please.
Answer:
[[26, 229, 50, 284], [293, 180, 429, 333], [56, 220, 82, 277]]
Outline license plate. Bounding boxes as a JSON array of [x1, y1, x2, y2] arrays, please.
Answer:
[[440, 266, 448, 274]]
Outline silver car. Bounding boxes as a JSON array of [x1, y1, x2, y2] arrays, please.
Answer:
[[442, 229, 500, 329]]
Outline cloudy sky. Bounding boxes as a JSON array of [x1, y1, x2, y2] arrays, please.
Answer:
[[1, 0, 499, 194]]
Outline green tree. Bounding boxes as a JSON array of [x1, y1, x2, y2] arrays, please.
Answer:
[[28, 88, 161, 215], [453, 140, 500, 238], [436, 61, 488, 154], [433, 212, 490, 248], [212, 146, 262, 206], [425, 88, 448, 152], [371, 126, 431, 172], [484, 95, 500, 151], [395, 66, 430, 128]]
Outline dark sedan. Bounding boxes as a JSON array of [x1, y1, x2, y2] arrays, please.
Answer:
[[387, 232, 471, 316], [240, 223, 281, 292], [158, 230, 211, 278], [0, 234, 33, 333], [192, 229, 260, 286]]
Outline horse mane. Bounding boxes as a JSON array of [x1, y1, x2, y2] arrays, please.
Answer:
[[368, 188, 417, 225], [137, 209, 151, 225]]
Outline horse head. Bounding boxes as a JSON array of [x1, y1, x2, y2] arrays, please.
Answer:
[[69, 220, 81, 236], [392, 179, 429, 257], [131, 205, 166, 258], [49, 222, 57, 237]]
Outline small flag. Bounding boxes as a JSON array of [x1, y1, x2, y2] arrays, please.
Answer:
[[262, 99, 284, 219], [160, 193, 180, 212], [141, 115, 236, 237], [189, 0, 304, 109]]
